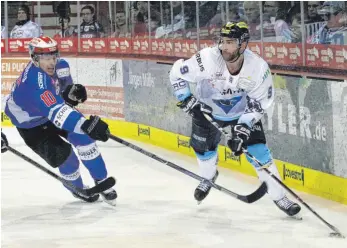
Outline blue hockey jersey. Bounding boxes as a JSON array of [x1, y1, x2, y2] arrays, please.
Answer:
[[5, 59, 86, 133]]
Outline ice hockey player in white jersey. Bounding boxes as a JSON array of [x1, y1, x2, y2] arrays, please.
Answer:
[[169, 21, 301, 217], [10, 5, 43, 39]]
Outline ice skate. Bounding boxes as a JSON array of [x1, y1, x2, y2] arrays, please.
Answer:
[[194, 171, 219, 204], [71, 186, 100, 203], [274, 195, 301, 219], [95, 179, 117, 206]]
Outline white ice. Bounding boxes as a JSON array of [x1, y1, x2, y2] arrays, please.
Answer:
[[1, 127, 347, 248]]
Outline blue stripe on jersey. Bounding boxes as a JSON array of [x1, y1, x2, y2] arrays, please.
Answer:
[[212, 114, 240, 122], [5, 97, 48, 128]]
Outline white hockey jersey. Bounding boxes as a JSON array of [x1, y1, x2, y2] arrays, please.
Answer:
[[169, 46, 274, 127], [10, 21, 43, 38]]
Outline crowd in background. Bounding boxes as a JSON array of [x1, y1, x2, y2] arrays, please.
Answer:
[[1, 1, 347, 45]]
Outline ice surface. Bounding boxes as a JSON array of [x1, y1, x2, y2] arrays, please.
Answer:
[[1, 127, 347, 248]]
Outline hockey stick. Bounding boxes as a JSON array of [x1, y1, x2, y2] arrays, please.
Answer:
[[202, 113, 345, 238], [7, 146, 116, 197], [107, 133, 267, 203]]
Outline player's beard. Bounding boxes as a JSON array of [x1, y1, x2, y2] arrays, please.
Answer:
[[221, 49, 240, 62]]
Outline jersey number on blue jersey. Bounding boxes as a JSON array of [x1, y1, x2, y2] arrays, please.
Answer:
[[40, 90, 57, 107]]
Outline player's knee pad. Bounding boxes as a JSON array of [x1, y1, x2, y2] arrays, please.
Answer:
[[76, 142, 101, 161], [245, 143, 273, 168], [190, 121, 220, 155]]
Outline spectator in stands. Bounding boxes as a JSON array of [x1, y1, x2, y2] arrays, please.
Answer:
[[111, 11, 128, 37], [308, 1, 347, 44], [263, 1, 277, 23], [243, 1, 261, 40], [53, 16, 77, 38], [263, 1, 293, 43], [1, 25, 7, 38], [80, 5, 105, 38], [287, 2, 306, 43], [10, 5, 43, 38], [208, 3, 243, 28], [131, 1, 160, 36], [308, 1, 324, 22], [154, 2, 187, 39], [198, 2, 219, 27], [260, 2, 277, 40], [145, 13, 160, 37]]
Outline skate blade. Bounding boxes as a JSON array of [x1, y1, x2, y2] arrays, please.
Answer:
[[197, 200, 202, 205], [101, 195, 117, 207], [287, 214, 303, 221]]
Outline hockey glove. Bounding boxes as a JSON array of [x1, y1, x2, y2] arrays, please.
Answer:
[[62, 84, 87, 107], [177, 95, 212, 118], [81, 116, 110, 142], [1, 132, 8, 153], [227, 124, 251, 156]]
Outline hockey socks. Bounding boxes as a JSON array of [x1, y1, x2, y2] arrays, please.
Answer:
[[77, 142, 108, 180], [59, 152, 84, 190]]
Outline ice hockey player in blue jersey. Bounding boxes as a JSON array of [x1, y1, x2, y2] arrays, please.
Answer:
[[170, 22, 301, 217], [5, 36, 117, 205]]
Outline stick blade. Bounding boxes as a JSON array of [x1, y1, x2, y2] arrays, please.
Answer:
[[329, 232, 345, 239], [85, 177, 116, 196], [238, 182, 267, 203]]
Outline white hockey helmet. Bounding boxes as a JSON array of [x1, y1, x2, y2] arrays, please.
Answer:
[[28, 36, 59, 63]]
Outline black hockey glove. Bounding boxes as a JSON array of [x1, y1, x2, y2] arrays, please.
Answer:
[[62, 84, 87, 107], [227, 124, 251, 156], [177, 95, 212, 118], [1, 132, 8, 153], [81, 116, 110, 142]]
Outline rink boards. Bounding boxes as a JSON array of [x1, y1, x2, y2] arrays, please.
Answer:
[[2, 113, 346, 205]]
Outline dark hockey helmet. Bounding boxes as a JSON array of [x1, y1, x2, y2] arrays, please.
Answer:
[[218, 22, 250, 62], [220, 21, 250, 44]]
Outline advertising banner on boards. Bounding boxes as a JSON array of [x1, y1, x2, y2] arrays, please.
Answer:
[[122, 60, 192, 136]]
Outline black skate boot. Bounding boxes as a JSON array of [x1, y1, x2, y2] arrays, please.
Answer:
[[194, 171, 219, 204], [274, 195, 301, 217], [71, 186, 100, 203], [95, 179, 117, 206]]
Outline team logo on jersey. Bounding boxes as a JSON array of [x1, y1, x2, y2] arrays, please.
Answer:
[[77, 143, 100, 161], [84, 26, 89, 32], [172, 80, 186, 91], [262, 68, 270, 82], [38, 72, 44, 89], [56, 68, 70, 78], [212, 96, 242, 114], [213, 72, 226, 80], [221, 88, 244, 95], [244, 96, 264, 114], [195, 53, 205, 71]]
